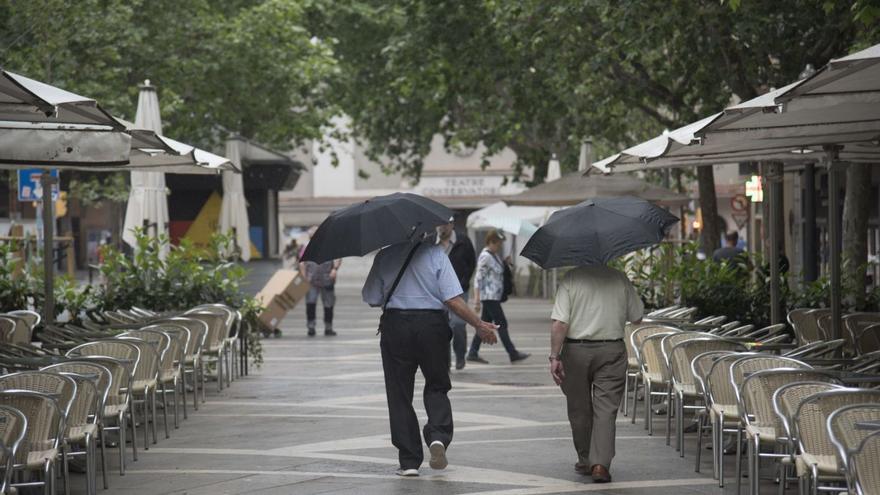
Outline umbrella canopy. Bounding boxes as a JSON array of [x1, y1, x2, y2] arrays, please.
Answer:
[[593, 42, 880, 173], [467, 201, 553, 238], [520, 196, 679, 269], [301, 192, 454, 264], [219, 138, 251, 261], [122, 81, 169, 256], [546, 155, 562, 182], [0, 70, 122, 127], [505, 171, 690, 207]]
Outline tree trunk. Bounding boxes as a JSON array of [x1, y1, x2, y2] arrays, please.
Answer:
[[697, 165, 720, 255], [842, 163, 871, 308]]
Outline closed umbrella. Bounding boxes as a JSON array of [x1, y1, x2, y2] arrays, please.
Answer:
[[219, 138, 251, 261], [521, 196, 679, 269], [546, 154, 562, 182], [301, 193, 453, 264], [122, 81, 169, 257]]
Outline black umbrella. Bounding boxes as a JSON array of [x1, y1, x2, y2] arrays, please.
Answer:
[[520, 196, 679, 269], [301, 192, 453, 264]]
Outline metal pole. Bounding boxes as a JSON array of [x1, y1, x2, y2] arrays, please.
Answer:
[[825, 147, 843, 341], [766, 163, 782, 324], [41, 170, 56, 324], [803, 163, 818, 282]]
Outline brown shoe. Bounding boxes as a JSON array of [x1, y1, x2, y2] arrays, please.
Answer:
[[574, 462, 589, 475], [591, 464, 612, 483]]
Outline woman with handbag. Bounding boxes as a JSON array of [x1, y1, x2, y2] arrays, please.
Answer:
[[467, 230, 531, 364]]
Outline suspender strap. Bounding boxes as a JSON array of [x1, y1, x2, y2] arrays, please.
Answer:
[[382, 242, 421, 311]]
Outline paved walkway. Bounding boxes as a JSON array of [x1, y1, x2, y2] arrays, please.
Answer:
[[96, 282, 748, 495]]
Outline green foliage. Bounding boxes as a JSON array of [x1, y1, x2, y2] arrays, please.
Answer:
[[0, 242, 35, 312], [0, 0, 338, 151], [615, 242, 880, 328], [68, 173, 129, 207], [309, 0, 873, 181], [96, 230, 264, 365]]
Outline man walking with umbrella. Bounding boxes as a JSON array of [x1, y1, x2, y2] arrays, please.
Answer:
[[363, 239, 498, 476], [301, 193, 498, 478], [521, 197, 677, 483]]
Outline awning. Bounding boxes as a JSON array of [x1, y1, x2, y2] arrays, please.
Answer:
[[505, 171, 690, 207], [466, 201, 555, 238]]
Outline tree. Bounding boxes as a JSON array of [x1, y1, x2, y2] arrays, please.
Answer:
[[313, 0, 863, 252]]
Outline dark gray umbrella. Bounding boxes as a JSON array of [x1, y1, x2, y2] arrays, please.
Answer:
[[301, 192, 453, 264], [520, 196, 679, 269]]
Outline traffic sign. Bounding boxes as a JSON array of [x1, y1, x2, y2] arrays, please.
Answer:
[[18, 169, 59, 202], [730, 194, 749, 212]]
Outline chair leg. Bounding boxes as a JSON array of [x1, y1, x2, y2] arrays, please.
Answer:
[[736, 426, 743, 495], [666, 387, 673, 446], [99, 425, 109, 488], [647, 382, 654, 435], [200, 360, 207, 403], [810, 464, 818, 495], [173, 378, 180, 429], [695, 413, 704, 472], [129, 406, 139, 461], [623, 372, 630, 417], [712, 413, 720, 481], [217, 353, 224, 392], [631, 375, 639, 425], [62, 442, 70, 495], [161, 382, 170, 439], [151, 387, 158, 444], [719, 415, 726, 487], [85, 434, 95, 495], [181, 371, 188, 420], [44, 461, 53, 495], [118, 413, 126, 474], [677, 394, 684, 456], [752, 435, 761, 495]]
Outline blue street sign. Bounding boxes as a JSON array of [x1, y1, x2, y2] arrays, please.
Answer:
[[18, 169, 59, 201]]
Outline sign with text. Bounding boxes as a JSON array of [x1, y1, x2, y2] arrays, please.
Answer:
[[18, 169, 59, 202], [415, 176, 504, 197]]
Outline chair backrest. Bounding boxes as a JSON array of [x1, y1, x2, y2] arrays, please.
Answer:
[[151, 318, 206, 358], [692, 350, 737, 400], [133, 328, 179, 378], [842, 313, 880, 355], [852, 430, 880, 495], [788, 308, 827, 345], [0, 317, 17, 344], [718, 324, 756, 338], [56, 372, 98, 432], [66, 357, 129, 410], [661, 331, 714, 371], [729, 355, 810, 412], [190, 304, 239, 340], [741, 369, 838, 437], [640, 332, 677, 383], [672, 339, 744, 393], [66, 341, 139, 400], [0, 391, 64, 465], [41, 362, 112, 426], [182, 311, 227, 352], [630, 325, 680, 365], [784, 339, 846, 359], [856, 325, 880, 356], [794, 389, 880, 473], [0, 372, 77, 422], [774, 381, 843, 452], [114, 337, 160, 383], [740, 323, 788, 341], [7, 310, 40, 331], [0, 404, 26, 483], [0, 314, 31, 345], [142, 324, 188, 368], [827, 403, 880, 482], [706, 352, 758, 409]]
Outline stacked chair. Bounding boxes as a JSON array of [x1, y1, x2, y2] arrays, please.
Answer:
[[624, 305, 880, 495], [0, 302, 252, 494]]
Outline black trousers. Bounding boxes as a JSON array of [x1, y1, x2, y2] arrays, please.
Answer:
[[469, 300, 518, 358], [380, 309, 453, 469]]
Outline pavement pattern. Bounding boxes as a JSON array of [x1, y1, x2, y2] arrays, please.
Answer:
[[89, 263, 769, 495]]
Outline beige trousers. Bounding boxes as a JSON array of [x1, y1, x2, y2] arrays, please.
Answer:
[[560, 340, 627, 469]]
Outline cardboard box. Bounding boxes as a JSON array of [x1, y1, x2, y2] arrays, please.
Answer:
[[255, 270, 311, 330]]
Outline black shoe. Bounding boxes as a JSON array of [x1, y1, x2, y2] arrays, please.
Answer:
[[307, 328, 316, 337], [324, 329, 337, 337], [683, 421, 700, 433], [466, 355, 489, 364], [510, 352, 531, 363], [455, 359, 465, 370]]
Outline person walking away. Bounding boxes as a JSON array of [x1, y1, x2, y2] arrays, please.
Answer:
[[467, 230, 530, 364], [712, 231, 745, 264], [299, 258, 341, 336], [436, 221, 476, 370], [548, 263, 644, 483], [363, 240, 498, 477]]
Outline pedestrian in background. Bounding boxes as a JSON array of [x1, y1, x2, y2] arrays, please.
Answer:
[[363, 239, 498, 477], [436, 221, 476, 370], [299, 226, 341, 337], [548, 263, 644, 483], [467, 229, 530, 364]]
